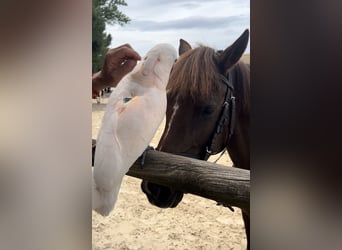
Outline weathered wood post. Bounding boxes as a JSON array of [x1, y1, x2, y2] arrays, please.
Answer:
[[127, 150, 250, 210], [92, 142, 249, 210]]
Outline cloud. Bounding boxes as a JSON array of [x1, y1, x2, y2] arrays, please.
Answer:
[[126, 15, 249, 32], [178, 3, 201, 9], [107, 0, 250, 54]]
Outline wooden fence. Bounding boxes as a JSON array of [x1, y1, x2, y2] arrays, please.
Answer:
[[92, 142, 249, 210]]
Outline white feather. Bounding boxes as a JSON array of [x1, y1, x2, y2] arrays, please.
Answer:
[[93, 44, 177, 216]]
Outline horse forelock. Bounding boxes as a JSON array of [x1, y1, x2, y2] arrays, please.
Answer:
[[166, 46, 221, 102]]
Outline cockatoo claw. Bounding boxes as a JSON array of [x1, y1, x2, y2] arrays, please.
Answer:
[[140, 145, 155, 168]]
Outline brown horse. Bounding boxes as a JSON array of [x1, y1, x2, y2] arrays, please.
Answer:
[[141, 30, 250, 248]]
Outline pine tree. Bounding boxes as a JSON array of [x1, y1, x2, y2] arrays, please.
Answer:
[[92, 0, 130, 72]]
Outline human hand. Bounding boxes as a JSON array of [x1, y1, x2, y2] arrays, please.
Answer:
[[92, 44, 141, 95]]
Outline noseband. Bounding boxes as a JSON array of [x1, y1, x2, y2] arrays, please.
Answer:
[[204, 74, 235, 160]]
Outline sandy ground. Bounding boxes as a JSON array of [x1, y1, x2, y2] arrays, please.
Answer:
[[92, 96, 246, 250]]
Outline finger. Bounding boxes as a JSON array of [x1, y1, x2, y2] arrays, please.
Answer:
[[116, 43, 133, 49], [92, 90, 100, 98], [108, 46, 141, 62], [113, 59, 137, 81], [122, 59, 137, 72], [120, 47, 141, 61]]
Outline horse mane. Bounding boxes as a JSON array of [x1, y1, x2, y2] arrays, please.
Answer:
[[167, 45, 250, 112], [227, 61, 250, 116], [167, 46, 221, 102]]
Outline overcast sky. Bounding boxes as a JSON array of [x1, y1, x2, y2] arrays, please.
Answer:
[[106, 0, 250, 56]]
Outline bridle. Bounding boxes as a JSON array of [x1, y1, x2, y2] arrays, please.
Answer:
[[169, 56, 236, 161], [204, 73, 236, 161]]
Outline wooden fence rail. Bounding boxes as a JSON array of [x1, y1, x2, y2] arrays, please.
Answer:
[[92, 142, 249, 210]]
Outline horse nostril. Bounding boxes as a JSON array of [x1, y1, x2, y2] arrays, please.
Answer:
[[141, 180, 152, 196]]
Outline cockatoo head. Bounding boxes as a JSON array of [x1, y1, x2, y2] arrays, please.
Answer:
[[131, 43, 177, 89]]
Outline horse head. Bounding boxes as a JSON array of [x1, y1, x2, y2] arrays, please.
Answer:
[[141, 30, 250, 208]]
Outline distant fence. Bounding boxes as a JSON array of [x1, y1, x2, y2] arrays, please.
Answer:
[[92, 142, 249, 211]]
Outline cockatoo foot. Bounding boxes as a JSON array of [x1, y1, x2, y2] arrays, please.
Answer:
[[140, 145, 155, 168]]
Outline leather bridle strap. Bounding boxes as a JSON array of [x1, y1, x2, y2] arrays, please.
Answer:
[[204, 74, 235, 161]]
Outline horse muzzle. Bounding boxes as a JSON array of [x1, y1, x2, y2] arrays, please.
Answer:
[[141, 180, 184, 208], [140, 150, 204, 208]]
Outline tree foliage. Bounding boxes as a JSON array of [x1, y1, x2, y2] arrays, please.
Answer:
[[92, 0, 130, 72]]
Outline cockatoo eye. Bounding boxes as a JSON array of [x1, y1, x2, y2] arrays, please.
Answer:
[[123, 97, 131, 103]]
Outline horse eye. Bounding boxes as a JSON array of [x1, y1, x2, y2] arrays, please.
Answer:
[[201, 106, 215, 116]]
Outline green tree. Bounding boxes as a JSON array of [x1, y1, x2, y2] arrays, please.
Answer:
[[92, 0, 130, 72]]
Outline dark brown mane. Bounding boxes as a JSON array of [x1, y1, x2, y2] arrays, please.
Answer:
[[167, 45, 250, 109], [227, 61, 250, 116], [167, 46, 222, 102]]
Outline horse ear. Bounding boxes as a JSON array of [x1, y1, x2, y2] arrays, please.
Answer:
[[179, 39, 192, 56], [218, 29, 249, 71]]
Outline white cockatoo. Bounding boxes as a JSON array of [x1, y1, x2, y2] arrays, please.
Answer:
[[93, 43, 177, 216]]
